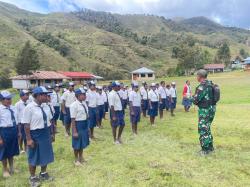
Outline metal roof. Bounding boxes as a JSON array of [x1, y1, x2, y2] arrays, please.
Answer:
[[60, 72, 94, 79], [131, 67, 154, 74], [204, 64, 225, 69], [11, 71, 70, 80]]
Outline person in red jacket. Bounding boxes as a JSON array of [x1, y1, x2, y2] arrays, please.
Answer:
[[182, 80, 192, 112]]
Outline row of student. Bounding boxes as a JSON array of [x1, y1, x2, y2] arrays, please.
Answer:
[[0, 80, 191, 186]]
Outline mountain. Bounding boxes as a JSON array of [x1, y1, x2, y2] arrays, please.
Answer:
[[0, 2, 250, 79]]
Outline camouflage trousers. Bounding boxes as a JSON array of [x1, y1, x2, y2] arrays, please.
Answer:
[[198, 106, 216, 151]]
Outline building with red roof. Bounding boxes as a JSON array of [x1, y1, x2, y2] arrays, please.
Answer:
[[204, 64, 225, 73], [59, 72, 95, 84]]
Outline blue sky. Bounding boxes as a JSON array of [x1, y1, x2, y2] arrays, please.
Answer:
[[1, 0, 250, 29]]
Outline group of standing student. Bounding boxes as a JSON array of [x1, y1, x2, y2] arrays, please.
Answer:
[[0, 79, 193, 186]]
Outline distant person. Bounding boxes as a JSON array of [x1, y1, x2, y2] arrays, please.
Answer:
[[50, 84, 61, 133], [170, 82, 177, 116], [44, 94, 55, 142], [182, 80, 192, 112], [15, 90, 30, 153], [165, 84, 171, 111], [129, 82, 141, 135], [148, 83, 159, 126], [70, 88, 89, 166], [86, 81, 98, 139], [192, 69, 217, 155], [96, 86, 105, 128], [103, 86, 109, 119], [61, 82, 76, 137], [140, 82, 149, 117], [0, 91, 19, 178], [158, 81, 168, 119], [108, 81, 125, 144], [22, 87, 54, 187]]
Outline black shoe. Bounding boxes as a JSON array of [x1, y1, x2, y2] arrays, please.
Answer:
[[39, 172, 54, 181], [29, 176, 40, 187], [198, 150, 210, 156]]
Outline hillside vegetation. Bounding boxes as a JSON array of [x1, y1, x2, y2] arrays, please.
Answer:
[[0, 2, 250, 79]]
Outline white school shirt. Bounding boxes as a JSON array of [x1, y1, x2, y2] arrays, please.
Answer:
[[129, 90, 141, 107], [158, 86, 167, 99], [0, 104, 17, 128], [166, 88, 171, 97], [51, 91, 61, 107], [103, 91, 108, 103], [62, 90, 76, 108], [15, 99, 29, 124], [86, 90, 98, 108], [117, 90, 125, 100], [28, 95, 34, 103], [170, 87, 177, 98], [140, 87, 148, 100], [148, 90, 159, 102], [122, 89, 128, 100], [42, 103, 54, 126], [97, 93, 105, 106], [108, 90, 122, 111], [22, 101, 53, 130], [70, 100, 88, 121]]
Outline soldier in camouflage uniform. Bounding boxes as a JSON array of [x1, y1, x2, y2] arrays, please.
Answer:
[[192, 69, 216, 155]]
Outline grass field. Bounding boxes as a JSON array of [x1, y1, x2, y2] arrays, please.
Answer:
[[1, 71, 250, 187]]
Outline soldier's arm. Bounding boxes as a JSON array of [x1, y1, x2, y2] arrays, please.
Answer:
[[192, 85, 206, 105]]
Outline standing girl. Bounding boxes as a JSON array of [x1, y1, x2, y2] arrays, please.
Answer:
[[148, 83, 159, 126]]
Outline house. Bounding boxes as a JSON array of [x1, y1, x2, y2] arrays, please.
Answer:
[[10, 71, 70, 89], [204, 64, 225, 73], [131, 67, 155, 81], [60, 72, 96, 85], [243, 57, 250, 71]]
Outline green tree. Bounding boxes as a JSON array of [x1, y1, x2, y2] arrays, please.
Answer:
[[215, 42, 231, 66], [0, 68, 11, 89], [15, 41, 40, 75], [239, 48, 249, 59]]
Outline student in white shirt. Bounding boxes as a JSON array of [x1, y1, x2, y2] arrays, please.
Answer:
[[158, 81, 168, 119], [62, 82, 76, 137], [117, 84, 126, 114], [50, 84, 61, 132], [15, 90, 30, 154], [96, 86, 105, 128], [148, 83, 159, 126], [166, 84, 171, 111], [0, 91, 19, 178], [70, 88, 89, 166], [140, 82, 149, 117], [103, 86, 109, 119], [44, 94, 55, 142], [170, 82, 177, 116], [129, 82, 141, 135], [108, 81, 125, 144], [22, 86, 54, 186], [86, 81, 98, 139]]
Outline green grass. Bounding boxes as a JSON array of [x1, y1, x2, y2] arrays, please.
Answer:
[[1, 71, 250, 186]]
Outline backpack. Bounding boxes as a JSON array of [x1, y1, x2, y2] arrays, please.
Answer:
[[211, 83, 220, 105]]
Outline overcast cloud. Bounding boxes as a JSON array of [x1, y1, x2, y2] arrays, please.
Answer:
[[1, 0, 250, 28]]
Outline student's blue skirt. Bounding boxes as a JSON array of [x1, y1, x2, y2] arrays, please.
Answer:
[[171, 98, 177, 109], [159, 98, 167, 110], [59, 110, 64, 123], [122, 99, 128, 109], [110, 111, 125, 127], [20, 123, 26, 142], [130, 106, 141, 124], [182, 98, 192, 107], [88, 107, 97, 128], [166, 97, 170, 110], [28, 128, 54, 166], [141, 99, 149, 111], [104, 102, 109, 113], [72, 121, 89, 150], [53, 106, 60, 121], [0, 127, 19, 161], [97, 105, 105, 120], [64, 107, 71, 125], [148, 102, 159, 117]]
